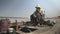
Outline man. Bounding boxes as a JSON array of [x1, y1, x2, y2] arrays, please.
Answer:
[[0, 18, 10, 34], [30, 4, 45, 26]]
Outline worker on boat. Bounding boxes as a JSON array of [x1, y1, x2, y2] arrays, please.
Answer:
[[30, 4, 45, 26]]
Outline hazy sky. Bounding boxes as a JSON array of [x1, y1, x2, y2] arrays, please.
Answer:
[[0, 0, 60, 18]]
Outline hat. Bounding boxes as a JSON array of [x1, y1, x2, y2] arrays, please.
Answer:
[[35, 4, 41, 8]]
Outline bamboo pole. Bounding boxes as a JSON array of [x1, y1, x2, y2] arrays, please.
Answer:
[[15, 20, 18, 31]]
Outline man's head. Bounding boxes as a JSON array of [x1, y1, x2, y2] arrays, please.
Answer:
[[35, 4, 41, 12]]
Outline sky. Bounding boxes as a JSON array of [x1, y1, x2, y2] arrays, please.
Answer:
[[0, 0, 60, 18]]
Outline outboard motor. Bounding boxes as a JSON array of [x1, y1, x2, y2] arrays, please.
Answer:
[[46, 20, 56, 26]]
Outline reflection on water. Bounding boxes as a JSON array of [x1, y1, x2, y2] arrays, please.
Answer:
[[45, 19, 60, 23]]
